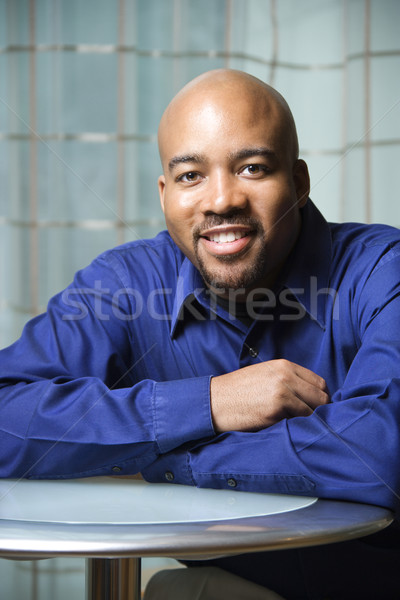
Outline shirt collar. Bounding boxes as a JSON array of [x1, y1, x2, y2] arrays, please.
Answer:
[[170, 257, 206, 337], [280, 199, 332, 328], [169, 199, 332, 336]]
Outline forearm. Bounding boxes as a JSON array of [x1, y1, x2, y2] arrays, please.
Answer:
[[0, 375, 214, 479], [143, 378, 400, 513]]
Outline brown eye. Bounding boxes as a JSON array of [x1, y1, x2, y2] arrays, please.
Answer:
[[240, 164, 268, 177], [178, 171, 201, 183]]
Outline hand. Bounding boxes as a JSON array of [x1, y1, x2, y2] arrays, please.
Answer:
[[210, 359, 329, 433]]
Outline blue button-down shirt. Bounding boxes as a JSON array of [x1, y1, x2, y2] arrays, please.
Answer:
[[1, 200, 400, 514]]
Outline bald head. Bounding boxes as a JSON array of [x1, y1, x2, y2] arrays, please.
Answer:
[[158, 69, 299, 169], [157, 68, 310, 295]]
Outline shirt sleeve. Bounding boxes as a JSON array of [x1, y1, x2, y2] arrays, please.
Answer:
[[0, 255, 214, 479], [142, 250, 400, 515]]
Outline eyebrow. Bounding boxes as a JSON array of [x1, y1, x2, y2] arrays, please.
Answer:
[[229, 147, 277, 162], [168, 153, 205, 172], [168, 147, 277, 173]]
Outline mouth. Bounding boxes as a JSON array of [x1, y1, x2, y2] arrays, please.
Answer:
[[198, 226, 254, 256]]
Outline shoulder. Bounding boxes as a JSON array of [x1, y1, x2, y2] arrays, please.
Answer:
[[329, 221, 400, 269], [327, 222, 400, 313], [85, 231, 185, 289], [330, 220, 400, 248]]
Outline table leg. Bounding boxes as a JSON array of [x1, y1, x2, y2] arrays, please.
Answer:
[[86, 557, 141, 600]]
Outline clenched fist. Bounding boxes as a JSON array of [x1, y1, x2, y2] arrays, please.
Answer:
[[210, 359, 329, 433]]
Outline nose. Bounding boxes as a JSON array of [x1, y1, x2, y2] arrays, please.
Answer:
[[201, 171, 248, 214]]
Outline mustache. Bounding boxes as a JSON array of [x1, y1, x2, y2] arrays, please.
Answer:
[[193, 215, 262, 239]]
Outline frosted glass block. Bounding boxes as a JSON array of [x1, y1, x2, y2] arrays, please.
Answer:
[[370, 57, 400, 143], [276, 0, 344, 65], [344, 0, 366, 56], [120, 0, 138, 47], [230, 0, 273, 59], [341, 147, 368, 223], [135, 56, 227, 136], [5, 53, 30, 134], [38, 227, 119, 306], [128, 141, 165, 223], [7, 141, 30, 221], [0, 56, 7, 130], [0, 2, 6, 43], [136, 0, 175, 51], [57, 0, 118, 45], [274, 67, 343, 153], [36, 141, 118, 222], [4, 0, 30, 45], [125, 140, 164, 226], [0, 223, 9, 348], [0, 143, 7, 214], [34, 0, 60, 45], [344, 59, 366, 146], [137, 0, 226, 53], [0, 308, 19, 349], [124, 141, 141, 222], [370, 0, 400, 52], [36, 53, 118, 134], [34, 51, 65, 135], [136, 57, 176, 135], [122, 53, 139, 134], [1, 559, 33, 600], [307, 154, 343, 223], [6, 310, 32, 347], [371, 145, 400, 227], [184, 0, 226, 52], [9, 225, 32, 312], [35, 558, 85, 600]]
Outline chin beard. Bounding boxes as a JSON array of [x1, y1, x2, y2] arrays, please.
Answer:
[[195, 249, 268, 291], [193, 215, 267, 291]]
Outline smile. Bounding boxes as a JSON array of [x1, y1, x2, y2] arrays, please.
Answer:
[[207, 230, 249, 243], [199, 227, 254, 256]]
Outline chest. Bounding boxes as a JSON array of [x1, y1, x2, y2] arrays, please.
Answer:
[[129, 303, 357, 396]]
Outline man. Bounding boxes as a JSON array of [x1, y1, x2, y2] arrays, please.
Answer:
[[0, 70, 399, 599]]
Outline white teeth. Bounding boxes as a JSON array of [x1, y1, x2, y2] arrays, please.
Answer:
[[209, 230, 247, 243]]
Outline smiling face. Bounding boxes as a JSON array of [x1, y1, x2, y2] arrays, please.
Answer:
[[158, 70, 310, 298]]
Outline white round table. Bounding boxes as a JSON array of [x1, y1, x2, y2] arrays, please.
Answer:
[[0, 477, 393, 600]]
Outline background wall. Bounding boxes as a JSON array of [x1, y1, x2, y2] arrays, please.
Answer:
[[0, 0, 399, 597]]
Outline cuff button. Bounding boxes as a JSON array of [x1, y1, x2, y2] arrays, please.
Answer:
[[165, 471, 174, 482], [227, 478, 237, 488]]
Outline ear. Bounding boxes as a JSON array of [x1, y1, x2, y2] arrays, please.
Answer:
[[158, 175, 166, 213], [293, 159, 310, 208]]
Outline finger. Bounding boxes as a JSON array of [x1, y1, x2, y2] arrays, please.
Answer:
[[282, 396, 314, 419], [292, 363, 329, 393], [268, 359, 328, 394], [291, 378, 330, 410], [266, 360, 329, 407]]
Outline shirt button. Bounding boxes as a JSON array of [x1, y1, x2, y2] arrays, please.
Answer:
[[165, 471, 174, 482], [227, 478, 237, 488], [248, 347, 258, 358], [112, 466, 122, 473]]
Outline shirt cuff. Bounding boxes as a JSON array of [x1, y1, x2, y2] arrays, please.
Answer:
[[141, 444, 194, 486], [153, 375, 214, 453]]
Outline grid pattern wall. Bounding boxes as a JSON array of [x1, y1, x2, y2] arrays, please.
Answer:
[[0, 0, 399, 597], [1, 0, 400, 349]]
